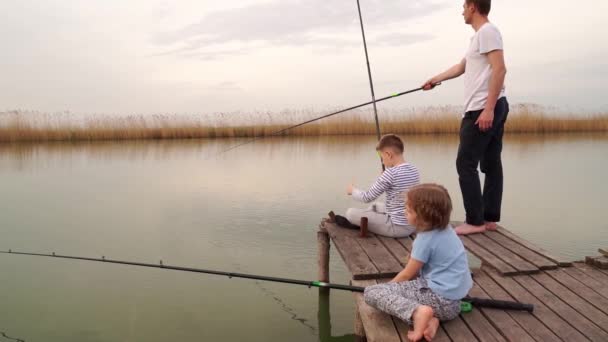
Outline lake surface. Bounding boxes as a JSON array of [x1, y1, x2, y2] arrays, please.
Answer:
[[1, 134, 607, 341]]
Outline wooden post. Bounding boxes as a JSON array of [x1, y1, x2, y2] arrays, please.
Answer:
[[318, 226, 330, 283], [354, 308, 367, 342], [360, 217, 368, 238]]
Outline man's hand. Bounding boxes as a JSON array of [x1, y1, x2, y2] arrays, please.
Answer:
[[475, 108, 494, 131], [347, 184, 354, 195], [422, 59, 466, 91], [422, 78, 441, 91]]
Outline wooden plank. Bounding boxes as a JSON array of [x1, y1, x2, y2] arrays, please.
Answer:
[[442, 316, 479, 342], [531, 272, 608, 331], [460, 236, 518, 276], [596, 256, 608, 269], [467, 284, 536, 342], [354, 309, 365, 340], [485, 270, 588, 341], [377, 236, 409, 266], [390, 318, 410, 342], [586, 256, 608, 269], [459, 286, 506, 342], [484, 230, 558, 270], [396, 236, 413, 252], [495, 226, 572, 266], [356, 234, 403, 278], [573, 262, 608, 283], [433, 325, 452, 342], [353, 279, 402, 342], [599, 248, 608, 257], [468, 234, 538, 275], [473, 272, 561, 342], [324, 222, 379, 279], [325, 221, 403, 278], [545, 268, 608, 315], [515, 275, 608, 341], [563, 265, 608, 300], [391, 316, 453, 342]]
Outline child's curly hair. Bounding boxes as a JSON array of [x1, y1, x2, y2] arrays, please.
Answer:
[[406, 183, 452, 230]]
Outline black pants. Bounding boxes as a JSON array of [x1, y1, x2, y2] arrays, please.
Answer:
[[456, 97, 509, 226]]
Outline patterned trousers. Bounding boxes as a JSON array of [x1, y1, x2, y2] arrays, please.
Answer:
[[363, 278, 461, 325]]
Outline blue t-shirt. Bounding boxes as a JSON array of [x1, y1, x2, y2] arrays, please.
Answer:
[[411, 226, 472, 300]]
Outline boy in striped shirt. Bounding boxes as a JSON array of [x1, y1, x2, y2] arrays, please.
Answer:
[[346, 134, 420, 237]]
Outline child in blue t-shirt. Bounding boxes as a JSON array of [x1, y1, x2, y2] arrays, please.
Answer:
[[364, 183, 472, 342]]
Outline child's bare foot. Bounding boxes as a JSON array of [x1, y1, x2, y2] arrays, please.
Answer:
[[485, 222, 498, 231], [454, 223, 486, 235], [408, 305, 433, 341], [423, 317, 440, 341]]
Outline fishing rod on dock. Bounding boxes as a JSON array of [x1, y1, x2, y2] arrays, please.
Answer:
[[1, 249, 533, 312], [221, 84, 440, 154]]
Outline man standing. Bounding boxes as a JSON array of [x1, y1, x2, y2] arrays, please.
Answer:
[[422, 0, 508, 235]]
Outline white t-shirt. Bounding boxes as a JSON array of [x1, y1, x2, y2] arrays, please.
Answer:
[[463, 22, 506, 113]]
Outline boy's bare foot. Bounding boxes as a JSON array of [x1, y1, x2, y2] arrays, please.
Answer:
[[454, 223, 486, 235], [485, 222, 498, 231], [408, 305, 433, 341], [423, 317, 440, 341]]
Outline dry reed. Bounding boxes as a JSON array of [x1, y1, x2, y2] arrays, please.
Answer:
[[1, 104, 607, 143]]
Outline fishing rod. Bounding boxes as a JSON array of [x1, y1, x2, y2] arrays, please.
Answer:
[[1, 249, 533, 312], [221, 84, 440, 153]]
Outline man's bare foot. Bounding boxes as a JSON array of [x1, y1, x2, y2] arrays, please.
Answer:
[[485, 222, 498, 231], [454, 223, 486, 235], [423, 317, 440, 341], [407, 305, 433, 341]]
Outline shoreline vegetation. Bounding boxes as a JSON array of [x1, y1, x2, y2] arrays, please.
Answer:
[[1, 104, 607, 143]]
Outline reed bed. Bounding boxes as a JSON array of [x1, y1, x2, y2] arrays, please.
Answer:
[[1, 104, 607, 143]]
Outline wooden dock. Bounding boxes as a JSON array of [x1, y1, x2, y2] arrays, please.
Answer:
[[586, 248, 608, 270], [317, 219, 608, 341]]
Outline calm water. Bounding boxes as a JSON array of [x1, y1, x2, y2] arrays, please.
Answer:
[[1, 134, 607, 341]]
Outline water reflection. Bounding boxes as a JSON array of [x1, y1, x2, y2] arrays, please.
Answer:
[[318, 290, 356, 342], [1, 133, 607, 169], [0, 330, 25, 342]]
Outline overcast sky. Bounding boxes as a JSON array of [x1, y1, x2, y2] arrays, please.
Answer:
[[1, 0, 607, 115]]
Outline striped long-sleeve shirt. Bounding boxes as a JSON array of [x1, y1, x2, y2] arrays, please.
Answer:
[[352, 163, 420, 226]]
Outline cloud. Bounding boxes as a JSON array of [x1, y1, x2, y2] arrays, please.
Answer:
[[153, 0, 445, 58], [373, 33, 435, 46], [208, 81, 244, 92], [152, 45, 254, 61]]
